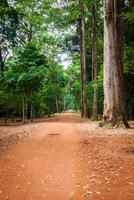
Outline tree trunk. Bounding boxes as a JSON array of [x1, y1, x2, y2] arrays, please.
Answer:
[[56, 97, 59, 113], [0, 48, 4, 71], [33, 109, 36, 119], [79, 19, 84, 117], [22, 96, 25, 124], [63, 96, 66, 111], [79, 2, 88, 118], [12, 114, 15, 122], [25, 97, 28, 121], [103, 0, 130, 127], [92, 4, 98, 120], [4, 113, 7, 123], [30, 101, 33, 122]]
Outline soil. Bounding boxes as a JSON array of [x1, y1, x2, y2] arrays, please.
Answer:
[[0, 111, 134, 200]]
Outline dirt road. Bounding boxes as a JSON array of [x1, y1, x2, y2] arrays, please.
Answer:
[[0, 112, 134, 200]]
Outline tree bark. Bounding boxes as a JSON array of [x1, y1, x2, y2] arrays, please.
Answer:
[[25, 97, 28, 121], [79, 1, 88, 118], [22, 96, 25, 124], [56, 97, 59, 113], [30, 101, 33, 122], [103, 0, 130, 127], [92, 4, 98, 120], [79, 19, 84, 117], [0, 48, 4, 71], [63, 96, 66, 111]]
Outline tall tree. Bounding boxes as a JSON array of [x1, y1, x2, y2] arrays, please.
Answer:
[[0, 0, 19, 70], [103, 0, 130, 127], [79, 0, 88, 117], [92, 2, 98, 120]]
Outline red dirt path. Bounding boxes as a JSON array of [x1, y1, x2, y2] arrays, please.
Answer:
[[0, 111, 134, 200]]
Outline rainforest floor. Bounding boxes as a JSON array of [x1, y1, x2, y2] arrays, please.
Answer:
[[0, 111, 134, 200]]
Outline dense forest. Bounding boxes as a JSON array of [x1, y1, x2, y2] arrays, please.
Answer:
[[0, 0, 134, 126]]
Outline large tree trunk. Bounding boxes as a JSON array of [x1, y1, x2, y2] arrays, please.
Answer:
[[79, 2, 88, 118], [92, 4, 98, 120], [103, 0, 130, 127]]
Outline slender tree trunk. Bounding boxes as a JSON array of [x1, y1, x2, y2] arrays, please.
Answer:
[[4, 112, 7, 123], [25, 97, 28, 121], [79, 1, 88, 118], [82, 18, 88, 118], [30, 101, 33, 122], [12, 114, 15, 122], [92, 4, 98, 120], [56, 97, 59, 113], [0, 48, 4, 71], [33, 109, 36, 119], [22, 96, 25, 124], [64, 96, 66, 111], [79, 19, 84, 117], [103, 0, 130, 127]]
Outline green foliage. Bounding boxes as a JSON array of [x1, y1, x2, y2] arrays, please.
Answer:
[[124, 44, 134, 73], [2, 42, 46, 94], [122, 6, 134, 24], [0, 40, 66, 119], [125, 74, 134, 120], [0, 0, 134, 122], [86, 66, 104, 114], [42, 62, 65, 114], [64, 54, 81, 111]]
